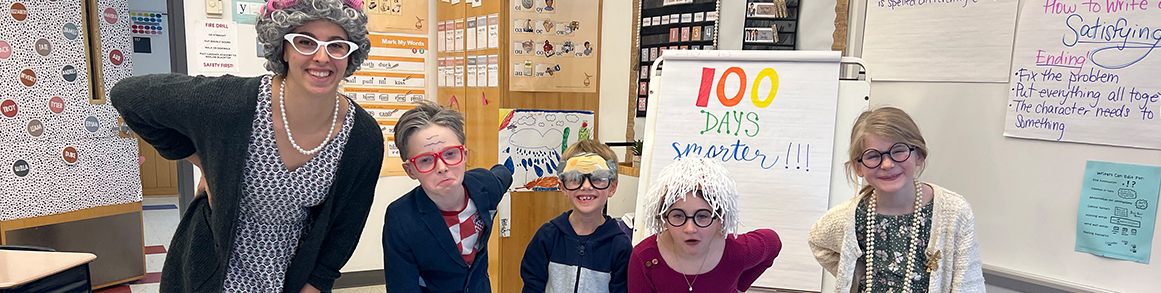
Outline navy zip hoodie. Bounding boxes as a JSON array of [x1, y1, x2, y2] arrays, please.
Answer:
[[520, 211, 633, 293]]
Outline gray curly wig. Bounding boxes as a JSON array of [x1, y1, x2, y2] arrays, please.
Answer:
[[255, 0, 370, 77]]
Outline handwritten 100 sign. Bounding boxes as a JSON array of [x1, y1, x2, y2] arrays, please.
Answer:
[[643, 51, 841, 291], [651, 61, 838, 173], [1004, 0, 1161, 150]]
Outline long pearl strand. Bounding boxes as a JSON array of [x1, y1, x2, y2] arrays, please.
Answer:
[[279, 78, 339, 156], [865, 179, 924, 293]]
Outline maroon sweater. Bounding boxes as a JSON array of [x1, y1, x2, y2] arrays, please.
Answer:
[[629, 229, 781, 293]]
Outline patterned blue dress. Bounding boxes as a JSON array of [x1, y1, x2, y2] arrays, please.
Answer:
[[222, 75, 355, 291]]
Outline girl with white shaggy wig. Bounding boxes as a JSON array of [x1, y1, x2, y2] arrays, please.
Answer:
[[111, 0, 382, 292], [629, 157, 783, 293]]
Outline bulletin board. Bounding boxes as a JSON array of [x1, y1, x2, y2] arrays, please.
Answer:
[[508, 0, 600, 92], [346, 33, 429, 176], [1, 0, 138, 221], [634, 0, 720, 117], [366, 0, 429, 34]]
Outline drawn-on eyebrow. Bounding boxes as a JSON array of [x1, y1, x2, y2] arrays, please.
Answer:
[[290, 31, 349, 41], [423, 140, 446, 148]]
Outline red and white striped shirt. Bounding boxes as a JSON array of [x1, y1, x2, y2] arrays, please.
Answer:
[[441, 195, 484, 266]]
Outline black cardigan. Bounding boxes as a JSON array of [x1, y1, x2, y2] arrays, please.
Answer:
[[111, 74, 384, 292]]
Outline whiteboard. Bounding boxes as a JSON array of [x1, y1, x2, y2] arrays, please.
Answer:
[[633, 50, 870, 292], [861, 0, 1019, 82], [865, 84, 1161, 292], [852, 0, 1161, 290]]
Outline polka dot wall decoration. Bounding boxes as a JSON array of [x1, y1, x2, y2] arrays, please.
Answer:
[[130, 11, 164, 35], [0, 0, 139, 221]]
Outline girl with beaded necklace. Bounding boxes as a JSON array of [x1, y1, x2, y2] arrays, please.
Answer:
[[808, 107, 984, 292], [629, 157, 782, 293], [111, 0, 383, 291]]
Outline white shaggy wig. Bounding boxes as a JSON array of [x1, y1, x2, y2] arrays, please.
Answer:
[[641, 157, 742, 238]]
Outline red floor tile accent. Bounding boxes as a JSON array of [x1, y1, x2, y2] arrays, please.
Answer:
[[94, 285, 131, 293], [130, 272, 163, 284], [144, 245, 167, 255]]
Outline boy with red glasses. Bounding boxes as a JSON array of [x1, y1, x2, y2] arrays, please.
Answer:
[[384, 101, 513, 292]]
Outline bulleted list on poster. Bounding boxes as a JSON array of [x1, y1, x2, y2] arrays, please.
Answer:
[[194, 20, 239, 73]]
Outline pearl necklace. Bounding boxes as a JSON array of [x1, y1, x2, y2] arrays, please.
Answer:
[[279, 78, 339, 156], [865, 180, 924, 293]]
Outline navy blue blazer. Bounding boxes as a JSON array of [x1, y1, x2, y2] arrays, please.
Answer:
[[384, 165, 513, 293]]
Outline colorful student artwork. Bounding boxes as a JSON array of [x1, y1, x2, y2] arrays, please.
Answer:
[[1003, 0, 1161, 150], [498, 109, 594, 191], [638, 51, 841, 291]]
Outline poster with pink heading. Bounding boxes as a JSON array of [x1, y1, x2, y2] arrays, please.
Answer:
[[1004, 0, 1161, 149]]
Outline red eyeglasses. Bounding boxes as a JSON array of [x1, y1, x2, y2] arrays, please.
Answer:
[[407, 145, 466, 173]]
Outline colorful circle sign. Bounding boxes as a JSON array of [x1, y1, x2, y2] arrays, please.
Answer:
[[62, 146, 78, 165], [48, 96, 64, 113], [63, 23, 79, 40], [109, 49, 123, 65], [1, 99, 16, 117], [84, 116, 99, 132], [0, 40, 10, 59], [19, 68, 36, 87], [103, 7, 117, 24], [35, 38, 51, 56], [13, 160, 29, 177], [62, 65, 77, 82], [11, 3, 27, 21], [27, 119, 43, 137]]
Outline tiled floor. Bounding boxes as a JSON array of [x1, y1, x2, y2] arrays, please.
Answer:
[[94, 196, 385, 293], [332, 285, 387, 293], [92, 196, 178, 293]]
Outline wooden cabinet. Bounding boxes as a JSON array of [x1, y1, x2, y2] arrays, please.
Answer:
[[436, 1, 603, 291]]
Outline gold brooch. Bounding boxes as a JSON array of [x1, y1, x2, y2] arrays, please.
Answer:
[[926, 250, 942, 273]]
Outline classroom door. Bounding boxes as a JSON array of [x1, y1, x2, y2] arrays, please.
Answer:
[[137, 137, 178, 196]]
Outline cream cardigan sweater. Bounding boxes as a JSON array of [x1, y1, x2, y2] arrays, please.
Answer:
[[808, 182, 985, 293]]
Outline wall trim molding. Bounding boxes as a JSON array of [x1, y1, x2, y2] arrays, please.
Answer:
[[983, 264, 1114, 293], [334, 270, 385, 289]]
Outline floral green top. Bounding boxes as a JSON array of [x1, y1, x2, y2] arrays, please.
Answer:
[[855, 197, 934, 293]]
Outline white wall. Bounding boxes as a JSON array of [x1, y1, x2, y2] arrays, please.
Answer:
[[128, 0, 172, 76], [597, 0, 637, 220]]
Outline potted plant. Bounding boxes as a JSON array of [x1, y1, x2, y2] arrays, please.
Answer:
[[632, 139, 643, 168]]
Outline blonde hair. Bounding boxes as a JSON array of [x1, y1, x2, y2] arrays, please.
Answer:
[[561, 139, 617, 164], [845, 106, 929, 197], [641, 157, 741, 238]]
